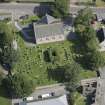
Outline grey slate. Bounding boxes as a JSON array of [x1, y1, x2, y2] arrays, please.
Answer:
[[37, 14, 57, 24], [34, 22, 64, 39], [103, 28, 105, 38], [96, 12, 105, 21]]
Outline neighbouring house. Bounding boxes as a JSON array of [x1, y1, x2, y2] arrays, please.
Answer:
[[19, 95, 68, 105], [33, 14, 65, 44], [96, 12, 105, 22], [99, 27, 105, 51], [92, 67, 105, 105]]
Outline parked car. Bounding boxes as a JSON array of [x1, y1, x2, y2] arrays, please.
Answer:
[[20, 15, 29, 20], [38, 92, 55, 99], [23, 96, 34, 101]]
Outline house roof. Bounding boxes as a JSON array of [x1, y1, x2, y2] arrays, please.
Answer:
[[95, 78, 105, 105], [37, 14, 57, 24], [33, 22, 64, 39], [20, 95, 68, 105], [99, 67, 105, 79], [102, 28, 105, 38], [96, 12, 105, 21]]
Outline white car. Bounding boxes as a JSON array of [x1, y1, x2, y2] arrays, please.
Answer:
[[23, 96, 34, 101], [38, 92, 55, 99]]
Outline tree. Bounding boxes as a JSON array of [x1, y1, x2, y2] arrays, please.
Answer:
[[75, 8, 99, 52], [74, 7, 104, 70], [51, 0, 69, 18], [1, 46, 19, 68], [0, 22, 18, 69], [89, 51, 104, 70], [64, 63, 80, 83], [64, 63, 82, 105], [64, 62, 81, 92], [3, 73, 34, 98], [75, 7, 94, 26]]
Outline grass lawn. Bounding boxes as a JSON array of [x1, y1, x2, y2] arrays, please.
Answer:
[[20, 15, 40, 25], [76, 0, 94, 5], [14, 0, 54, 2], [79, 70, 97, 80], [78, 0, 105, 6], [96, 0, 105, 6], [0, 86, 11, 105], [74, 92, 86, 105], [80, 0, 92, 3]]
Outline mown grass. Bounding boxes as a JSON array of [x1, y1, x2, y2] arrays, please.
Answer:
[[74, 92, 86, 105], [96, 0, 105, 6], [79, 70, 97, 80]]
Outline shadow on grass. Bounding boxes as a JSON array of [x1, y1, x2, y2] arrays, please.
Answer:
[[67, 37, 93, 70], [47, 66, 65, 83], [0, 85, 10, 98], [16, 31, 36, 44]]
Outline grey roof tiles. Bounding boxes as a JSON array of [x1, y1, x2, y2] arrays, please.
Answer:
[[34, 22, 64, 39]]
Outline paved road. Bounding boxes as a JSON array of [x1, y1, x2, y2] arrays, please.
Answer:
[[31, 84, 66, 100], [70, 5, 105, 14], [0, 3, 105, 18], [0, 3, 50, 19], [12, 83, 66, 105]]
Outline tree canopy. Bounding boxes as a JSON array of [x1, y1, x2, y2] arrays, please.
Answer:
[[51, 0, 69, 18], [0, 22, 18, 69], [3, 73, 34, 98], [74, 8, 104, 70]]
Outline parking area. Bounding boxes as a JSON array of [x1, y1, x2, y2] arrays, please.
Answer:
[[12, 84, 66, 105], [30, 84, 66, 100]]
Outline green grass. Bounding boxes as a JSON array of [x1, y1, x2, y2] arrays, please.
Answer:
[[13, 27, 97, 86], [74, 92, 86, 105], [79, 70, 97, 80], [80, 0, 92, 3], [20, 15, 40, 25], [76, 0, 94, 5], [96, 0, 105, 6], [15, 0, 54, 2], [0, 86, 11, 105], [14, 32, 74, 86], [79, 0, 105, 6]]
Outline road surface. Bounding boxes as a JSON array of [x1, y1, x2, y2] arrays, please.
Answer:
[[12, 83, 66, 105], [0, 3, 105, 18], [70, 5, 105, 14], [0, 3, 50, 19]]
